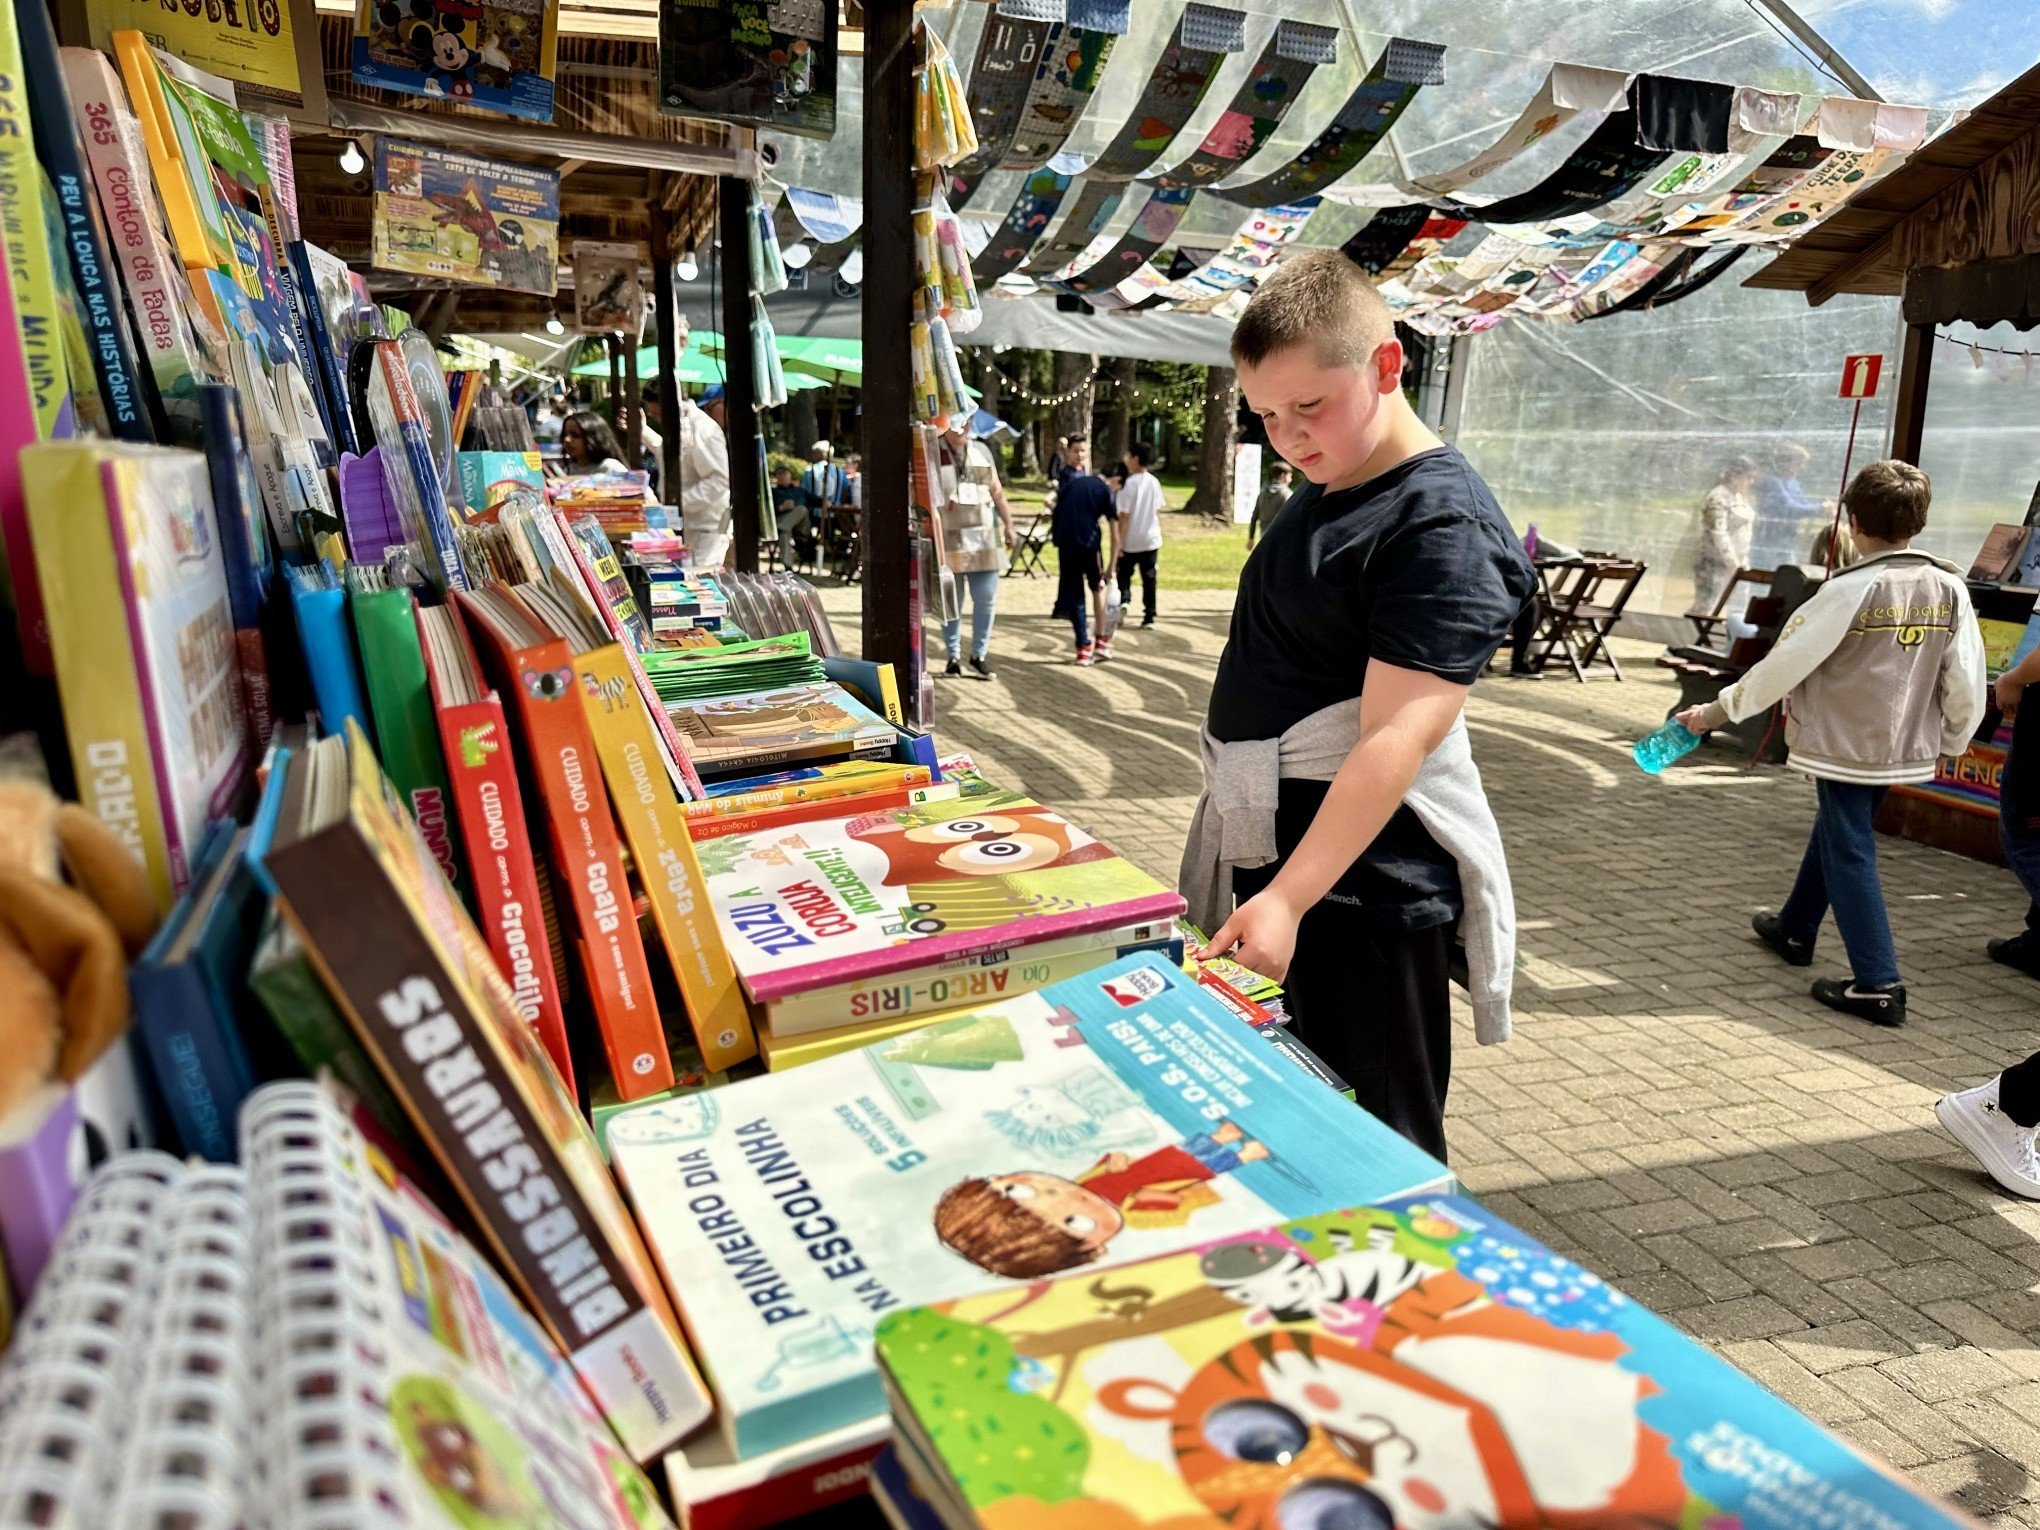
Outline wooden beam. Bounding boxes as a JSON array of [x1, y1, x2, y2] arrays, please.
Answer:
[[1889, 320, 1935, 466], [721, 175, 763, 573], [1807, 227, 1903, 308], [650, 206, 684, 502], [861, 0, 915, 690]]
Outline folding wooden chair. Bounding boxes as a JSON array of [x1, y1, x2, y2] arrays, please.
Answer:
[[1685, 567, 1773, 648], [1005, 509, 1052, 578], [1530, 558, 1647, 680]]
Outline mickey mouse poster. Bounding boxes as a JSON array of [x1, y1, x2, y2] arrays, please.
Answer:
[[350, 0, 559, 122]]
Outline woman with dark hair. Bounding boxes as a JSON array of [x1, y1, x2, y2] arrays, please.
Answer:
[[560, 409, 629, 472]]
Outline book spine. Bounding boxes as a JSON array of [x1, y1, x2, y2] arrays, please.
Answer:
[[197, 386, 272, 751], [248, 936, 412, 1145], [61, 49, 206, 439], [672, 1441, 883, 1530], [287, 574, 372, 740], [111, 32, 223, 291], [372, 341, 467, 591], [574, 642, 758, 1073], [693, 783, 959, 842], [697, 736, 896, 781], [685, 765, 933, 820], [265, 823, 704, 1461], [0, 1089, 81, 1303], [490, 629, 671, 1097], [285, 241, 358, 455], [23, 444, 176, 910], [432, 690, 576, 1094], [15, 0, 150, 440], [0, 5, 74, 453], [350, 585, 466, 900], [128, 958, 247, 1161], [0, 210, 47, 678]]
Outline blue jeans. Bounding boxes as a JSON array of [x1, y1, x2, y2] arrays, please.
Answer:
[[1779, 779, 1898, 986], [942, 569, 1001, 661]]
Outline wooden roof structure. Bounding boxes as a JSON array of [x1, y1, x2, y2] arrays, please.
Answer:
[[1747, 60, 2040, 322]]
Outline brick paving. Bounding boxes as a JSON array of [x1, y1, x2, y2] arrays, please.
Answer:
[[818, 578, 2040, 1521]]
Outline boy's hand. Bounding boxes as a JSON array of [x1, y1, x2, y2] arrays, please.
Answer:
[[1196, 887, 1303, 983], [1673, 705, 1711, 734], [1997, 672, 2026, 712]]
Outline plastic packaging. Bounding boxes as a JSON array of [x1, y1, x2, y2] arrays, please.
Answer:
[[1633, 717, 1702, 774]]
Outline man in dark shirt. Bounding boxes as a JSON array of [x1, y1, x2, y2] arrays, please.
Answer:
[[1193, 250, 1534, 1160], [1049, 438, 1116, 665]]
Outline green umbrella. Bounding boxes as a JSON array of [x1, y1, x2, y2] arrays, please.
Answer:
[[570, 329, 726, 380], [703, 331, 863, 387]]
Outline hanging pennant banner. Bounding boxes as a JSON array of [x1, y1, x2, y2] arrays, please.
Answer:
[[972, 166, 1073, 280], [1151, 19, 1336, 189], [1736, 86, 1804, 138], [1381, 35, 1446, 86], [659, 0, 840, 140], [1438, 91, 1666, 225], [1391, 62, 1626, 202], [1020, 178, 1126, 275], [1631, 74, 1734, 154], [784, 187, 862, 245], [995, 0, 1064, 19], [1219, 45, 1430, 207], [1083, 3, 1245, 181], [946, 14, 1052, 205], [1716, 147, 1892, 242], [1815, 96, 1930, 152], [1052, 185, 1194, 292], [1065, 0, 1129, 30], [1001, 24, 1117, 170], [1657, 133, 1833, 236], [1149, 200, 1315, 310], [371, 139, 559, 294], [1342, 203, 1443, 274]]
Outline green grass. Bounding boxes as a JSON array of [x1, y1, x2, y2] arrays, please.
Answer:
[[1002, 473, 1252, 592]]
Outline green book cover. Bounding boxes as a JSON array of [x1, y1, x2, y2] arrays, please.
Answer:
[[347, 577, 467, 901], [247, 909, 410, 1140]]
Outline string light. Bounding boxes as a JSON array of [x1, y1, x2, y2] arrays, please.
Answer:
[[979, 356, 1101, 408]]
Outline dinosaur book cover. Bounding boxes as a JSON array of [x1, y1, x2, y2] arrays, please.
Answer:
[[691, 788, 1187, 1002], [606, 954, 1450, 1458], [373, 138, 559, 295], [878, 1191, 1971, 1530]]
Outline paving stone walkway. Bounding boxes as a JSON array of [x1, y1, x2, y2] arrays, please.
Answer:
[[819, 577, 2040, 1521]]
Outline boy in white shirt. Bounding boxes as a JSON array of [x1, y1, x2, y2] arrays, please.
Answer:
[[1115, 442, 1166, 628]]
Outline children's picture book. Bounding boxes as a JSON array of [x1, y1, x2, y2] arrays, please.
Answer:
[[878, 1189, 1971, 1530], [669, 679, 898, 778], [373, 137, 560, 295], [573, 240, 645, 334], [351, 0, 559, 121], [263, 720, 708, 1460], [607, 954, 1450, 1458], [694, 789, 1186, 1004], [458, 449, 546, 519]]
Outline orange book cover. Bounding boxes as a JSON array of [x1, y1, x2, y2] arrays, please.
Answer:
[[453, 586, 674, 1099]]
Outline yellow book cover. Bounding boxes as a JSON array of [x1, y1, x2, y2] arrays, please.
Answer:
[[574, 639, 759, 1072], [26, 443, 249, 912], [112, 29, 234, 276], [756, 1005, 965, 1071], [0, 8, 73, 439]]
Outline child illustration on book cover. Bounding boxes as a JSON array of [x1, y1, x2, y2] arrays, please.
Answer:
[[933, 1122, 1272, 1278]]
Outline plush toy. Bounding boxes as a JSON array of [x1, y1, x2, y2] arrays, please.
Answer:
[[0, 781, 157, 1125]]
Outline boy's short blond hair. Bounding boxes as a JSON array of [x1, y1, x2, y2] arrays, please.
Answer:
[[1845, 459, 1932, 541], [1231, 248, 1395, 370]]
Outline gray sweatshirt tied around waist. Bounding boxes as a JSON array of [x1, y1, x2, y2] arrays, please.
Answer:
[[1178, 699, 1517, 1045]]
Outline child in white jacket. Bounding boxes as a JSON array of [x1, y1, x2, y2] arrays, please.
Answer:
[[1677, 460, 1986, 1028]]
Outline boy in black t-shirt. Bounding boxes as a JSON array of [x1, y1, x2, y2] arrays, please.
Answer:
[[1185, 249, 1533, 1162]]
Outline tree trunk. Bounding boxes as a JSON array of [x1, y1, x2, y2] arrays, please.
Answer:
[[1182, 364, 1238, 521], [1051, 350, 1096, 448], [1096, 355, 1136, 467], [974, 353, 1006, 471], [786, 388, 820, 456]]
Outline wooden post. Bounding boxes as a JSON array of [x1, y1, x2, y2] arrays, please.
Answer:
[[651, 207, 684, 500], [1889, 319, 1934, 467], [861, 0, 915, 674], [721, 174, 763, 572]]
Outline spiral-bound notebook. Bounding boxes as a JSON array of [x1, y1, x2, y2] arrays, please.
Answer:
[[0, 1082, 675, 1529]]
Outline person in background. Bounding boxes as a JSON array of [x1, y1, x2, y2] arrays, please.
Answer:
[[700, 384, 729, 434], [673, 390, 732, 569], [844, 452, 863, 510], [771, 465, 814, 566], [1047, 435, 1070, 483], [532, 382, 571, 445], [1116, 442, 1166, 629], [1677, 461, 1985, 1030], [1050, 438, 1116, 667], [560, 409, 629, 473], [938, 423, 1017, 680], [1248, 462, 1292, 550], [1753, 442, 1827, 567], [1693, 454, 1760, 612], [1933, 631, 2040, 1196], [1183, 250, 1534, 1161], [801, 440, 846, 516], [638, 391, 669, 496]]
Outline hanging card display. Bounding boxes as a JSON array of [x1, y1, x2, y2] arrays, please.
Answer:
[[349, 0, 559, 122], [371, 138, 558, 294], [659, 0, 838, 139]]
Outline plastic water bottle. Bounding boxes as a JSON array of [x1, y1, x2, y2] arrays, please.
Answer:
[[1633, 718, 1702, 774]]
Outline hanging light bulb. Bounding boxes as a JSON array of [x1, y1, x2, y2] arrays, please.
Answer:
[[338, 138, 366, 176], [545, 311, 565, 336], [781, 238, 814, 270], [675, 242, 699, 282]]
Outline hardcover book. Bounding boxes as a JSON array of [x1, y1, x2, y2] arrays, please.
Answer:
[[877, 1190, 1968, 1529], [670, 679, 896, 778], [607, 954, 1450, 1458], [350, 572, 466, 900], [263, 720, 709, 1461], [24, 439, 250, 912], [696, 788, 1186, 1004]]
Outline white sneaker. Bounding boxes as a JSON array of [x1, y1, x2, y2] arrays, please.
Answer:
[[1936, 1078, 2040, 1199]]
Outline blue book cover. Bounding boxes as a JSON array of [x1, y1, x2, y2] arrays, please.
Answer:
[[608, 953, 1450, 1458], [285, 240, 360, 456], [198, 384, 273, 630], [129, 821, 263, 1161], [285, 561, 372, 740]]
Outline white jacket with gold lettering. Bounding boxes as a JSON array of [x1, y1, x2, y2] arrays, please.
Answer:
[[1698, 549, 1987, 784]]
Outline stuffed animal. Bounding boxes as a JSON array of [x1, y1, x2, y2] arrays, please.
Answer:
[[0, 781, 157, 1124]]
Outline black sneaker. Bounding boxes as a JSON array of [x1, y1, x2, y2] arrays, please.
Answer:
[[1812, 977, 1907, 1027], [1140, 616, 1155, 628], [1988, 934, 2040, 980], [1753, 913, 1814, 967], [943, 659, 963, 678], [968, 655, 994, 680]]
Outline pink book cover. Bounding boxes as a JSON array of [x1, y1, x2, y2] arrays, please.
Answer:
[[697, 788, 1186, 1003]]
